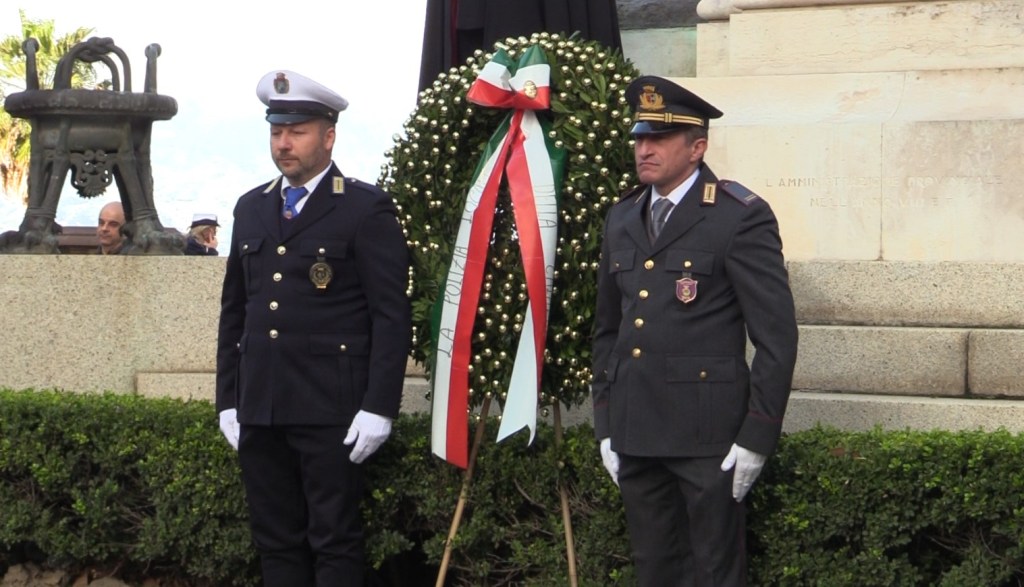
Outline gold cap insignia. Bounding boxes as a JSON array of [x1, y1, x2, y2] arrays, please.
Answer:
[[638, 85, 665, 111]]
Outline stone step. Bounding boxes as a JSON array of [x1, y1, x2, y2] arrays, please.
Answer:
[[789, 261, 1024, 328]]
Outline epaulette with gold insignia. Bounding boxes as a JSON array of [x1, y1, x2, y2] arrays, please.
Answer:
[[718, 179, 761, 206]]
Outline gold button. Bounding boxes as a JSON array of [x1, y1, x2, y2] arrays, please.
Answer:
[[339, 344, 348, 352], [277, 245, 286, 255], [700, 370, 708, 379], [273, 272, 282, 282], [269, 301, 279, 310], [319, 247, 327, 255], [242, 244, 249, 251], [631, 348, 642, 358], [634, 318, 644, 328], [684, 260, 692, 269], [269, 329, 279, 339], [639, 289, 649, 299], [235, 342, 240, 348], [644, 259, 654, 270]]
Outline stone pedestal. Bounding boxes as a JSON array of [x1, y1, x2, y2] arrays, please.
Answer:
[[642, 0, 1024, 429]]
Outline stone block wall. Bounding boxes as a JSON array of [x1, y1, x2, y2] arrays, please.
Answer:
[[2, 256, 1023, 434]]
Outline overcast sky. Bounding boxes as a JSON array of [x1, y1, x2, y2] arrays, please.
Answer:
[[0, 1, 426, 249]]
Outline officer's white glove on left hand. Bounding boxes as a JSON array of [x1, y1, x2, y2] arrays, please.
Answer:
[[344, 410, 393, 464], [720, 443, 767, 502], [600, 437, 620, 486], [218, 408, 240, 451]]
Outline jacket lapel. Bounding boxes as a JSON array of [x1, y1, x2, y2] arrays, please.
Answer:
[[624, 186, 653, 251], [648, 165, 718, 255], [257, 176, 285, 242], [281, 165, 344, 243]]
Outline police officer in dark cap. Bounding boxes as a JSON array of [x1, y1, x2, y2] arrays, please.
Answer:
[[216, 70, 412, 587], [591, 75, 799, 585]]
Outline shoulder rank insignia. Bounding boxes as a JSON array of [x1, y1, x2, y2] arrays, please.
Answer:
[[701, 182, 716, 206], [718, 179, 761, 206], [262, 176, 282, 194], [332, 176, 346, 194]]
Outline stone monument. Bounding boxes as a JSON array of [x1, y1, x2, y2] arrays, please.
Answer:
[[0, 36, 182, 254]]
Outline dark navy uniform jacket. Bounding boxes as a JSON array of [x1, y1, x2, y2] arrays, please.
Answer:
[[592, 163, 798, 458], [216, 164, 412, 426]]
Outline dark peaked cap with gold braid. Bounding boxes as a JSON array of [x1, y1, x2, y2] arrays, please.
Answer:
[[626, 75, 723, 135]]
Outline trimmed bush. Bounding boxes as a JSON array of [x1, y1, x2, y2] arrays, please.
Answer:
[[2, 388, 1024, 586]]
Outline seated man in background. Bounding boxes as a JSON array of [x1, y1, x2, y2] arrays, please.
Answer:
[[96, 201, 125, 255]]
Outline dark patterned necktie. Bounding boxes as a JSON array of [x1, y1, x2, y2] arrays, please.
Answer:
[[650, 197, 674, 243], [283, 186, 307, 219]]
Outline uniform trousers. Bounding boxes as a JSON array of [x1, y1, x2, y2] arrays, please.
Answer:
[[239, 424, 364, 587], [618, 454, 747, 587]]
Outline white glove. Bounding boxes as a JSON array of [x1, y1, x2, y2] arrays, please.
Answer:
[[600, 437, 620, 486], [218, 408, 240, 451], [343, 410, 393, 464], [720, 443, 767, 502]]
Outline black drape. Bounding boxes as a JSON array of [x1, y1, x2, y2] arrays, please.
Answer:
[[418, 0, 623, 92]]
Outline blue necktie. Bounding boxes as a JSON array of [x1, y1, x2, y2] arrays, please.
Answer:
[[283, 186, 307, 219]]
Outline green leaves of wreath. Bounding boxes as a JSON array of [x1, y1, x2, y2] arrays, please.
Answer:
[[379, 32, 640, 416]]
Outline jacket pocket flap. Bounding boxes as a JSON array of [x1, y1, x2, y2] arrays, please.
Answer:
[[301, 239, 348, 259], [309, 333, 370, 355], [666, 356, 736, 382], [239, 238, 263, 256], [609, 249, 635, 273], [665, 249, 714, 275]]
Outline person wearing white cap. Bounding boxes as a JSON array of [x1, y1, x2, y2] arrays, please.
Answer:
[[183, 213, 219, 255], [215, 70, 412, 586]]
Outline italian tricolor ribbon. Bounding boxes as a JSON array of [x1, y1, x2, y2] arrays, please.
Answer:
[[431, 46, 565, 468]]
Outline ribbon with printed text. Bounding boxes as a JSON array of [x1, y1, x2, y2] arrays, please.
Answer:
[[430, 45, 565, 468]]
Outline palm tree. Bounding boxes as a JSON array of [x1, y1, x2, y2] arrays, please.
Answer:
[[0, 10, 94, 204]]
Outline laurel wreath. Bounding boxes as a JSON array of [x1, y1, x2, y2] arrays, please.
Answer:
[[379, 32, 640, 415]]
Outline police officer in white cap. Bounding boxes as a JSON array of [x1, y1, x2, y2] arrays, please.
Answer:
[[216, 70, 412, 586]]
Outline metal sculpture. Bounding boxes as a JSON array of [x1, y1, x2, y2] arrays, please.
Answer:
[[1, 36, 181, 254]]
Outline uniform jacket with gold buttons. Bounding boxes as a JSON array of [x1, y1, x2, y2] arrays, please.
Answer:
[[216, 164, 412, 426], [591, 163, 798, 458]]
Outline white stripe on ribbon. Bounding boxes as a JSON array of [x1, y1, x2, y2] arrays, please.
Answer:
[[496, 111, 558, 444], [430, 128, 510, 464]]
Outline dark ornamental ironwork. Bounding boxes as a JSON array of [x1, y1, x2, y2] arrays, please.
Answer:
[[0, 36, 183, 254]]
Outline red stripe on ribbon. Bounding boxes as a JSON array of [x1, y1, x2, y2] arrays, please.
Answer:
[[443, 123, 520, 468]]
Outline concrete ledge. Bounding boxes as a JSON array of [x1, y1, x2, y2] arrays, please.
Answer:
[[968, 330, 1024, 397], [794, 325, 968, 396], [667, 68, 1024, 125], [784, 391, 1024, 433], [788, 261, 1024, 328], [622, 28, 697, 78], [729, 0, 1024, 75], [136, 372, 213, 401], [695, 22, 730, 76]]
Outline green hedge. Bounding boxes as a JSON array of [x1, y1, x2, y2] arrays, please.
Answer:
[[2, 388, 1023, 586]]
